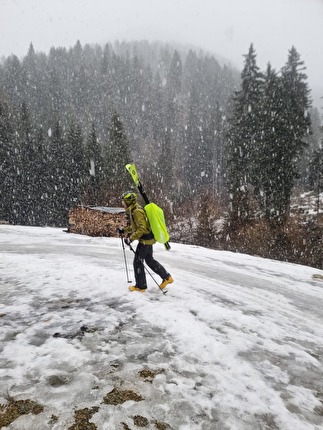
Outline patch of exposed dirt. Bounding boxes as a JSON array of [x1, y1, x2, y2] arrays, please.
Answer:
[[0, 372, 171, 429], [0, 396, 43, 428], [68, 406, 99, 430], [133, 415, 149, 427], [103, 388, 144, 405], [154, 421, 171, 430], [48, 414, 59, 424], [153, 421, 171, 430], [138, 368, 164, 382]]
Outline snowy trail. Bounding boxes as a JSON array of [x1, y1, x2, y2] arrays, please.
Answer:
[[160, 246, 323, 321], [1, 226, 323, 429]]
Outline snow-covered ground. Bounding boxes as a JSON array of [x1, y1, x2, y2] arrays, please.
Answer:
[[0, 225, 323, 430], [291, 191, 323, 216]]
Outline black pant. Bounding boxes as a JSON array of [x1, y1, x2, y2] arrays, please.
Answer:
[[134, 243, 169, 289]]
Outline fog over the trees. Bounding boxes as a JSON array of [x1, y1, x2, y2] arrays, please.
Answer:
[[1, 0, 322, 108]]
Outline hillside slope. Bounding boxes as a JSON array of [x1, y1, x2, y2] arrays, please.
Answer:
[[0, 226, 323, 429]]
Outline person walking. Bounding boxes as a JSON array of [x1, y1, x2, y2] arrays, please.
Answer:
[[118, 192, 173, 292]]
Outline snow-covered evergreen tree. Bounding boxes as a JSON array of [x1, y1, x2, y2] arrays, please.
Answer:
[[271, 46, 311, 224], [85, 123, 104, 205], [105, 113, 132, 204], [0, 97, 15, 222], [227, 44, 264, 226]]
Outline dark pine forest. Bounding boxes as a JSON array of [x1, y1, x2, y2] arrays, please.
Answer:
[[0, 40, 322, 268]]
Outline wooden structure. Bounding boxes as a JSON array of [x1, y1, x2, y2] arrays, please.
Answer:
[[68, 206, 128, 237], [317, 213, 323, 226]]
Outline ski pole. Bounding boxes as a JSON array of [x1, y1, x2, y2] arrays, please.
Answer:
[[129, 244, 167, 295], [120, 235, 132, 283]]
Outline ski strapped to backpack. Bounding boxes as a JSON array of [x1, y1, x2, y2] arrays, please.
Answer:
[[125, 163, 171, 250]]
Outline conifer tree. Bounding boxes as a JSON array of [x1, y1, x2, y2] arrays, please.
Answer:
[[309, 144, 323, 213], [32, 126, 48, 225], [65, 121, 86, 207], [255, 63, 281, 219], [211, 103, 227, 196], [271, 47, 311, 224], [47, 121, 67, 226], [168, 50, 182, 95], [184, 83, 204, 194], [157, 128, 173, 194], [151, 71, 164, 143], [227, 44, 264, 227], [182, 50, 198, 95], [85, 123, 104, 204], [13, 101, 36, 225], [1, 55, 23, 105], [299, 107, 322, 189], [164, 50, 182, 151], [0, 98, 15, 221], [105, 112, 132, 204], [22, 44, 38, 104]]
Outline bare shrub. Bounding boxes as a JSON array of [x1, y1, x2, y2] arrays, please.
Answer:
[[195, 190, 226, 248], [221, 215, 323, 269], [283, 216, 323, 268], [222, 218, 274, 256]]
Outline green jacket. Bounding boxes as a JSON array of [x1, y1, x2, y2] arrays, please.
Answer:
[[125, 202, 156, 245]]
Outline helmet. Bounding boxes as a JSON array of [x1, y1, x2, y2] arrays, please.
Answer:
[[122, 191, 137, 205]]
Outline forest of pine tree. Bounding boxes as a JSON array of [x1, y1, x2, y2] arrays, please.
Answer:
[[0, 40, 322, 267]]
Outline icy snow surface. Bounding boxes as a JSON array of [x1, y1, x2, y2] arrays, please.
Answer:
[[0, 226, 323, 429]]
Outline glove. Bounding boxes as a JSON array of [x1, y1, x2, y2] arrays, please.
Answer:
[[124, 237, 132, 246], [116, 227, 124, 234]]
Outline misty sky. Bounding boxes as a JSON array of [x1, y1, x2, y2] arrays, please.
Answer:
[[1, 0, 322, 107]]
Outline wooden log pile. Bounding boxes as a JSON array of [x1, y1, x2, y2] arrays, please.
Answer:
[[68, 206, 128, 237], [317, 213, 323, 226]]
